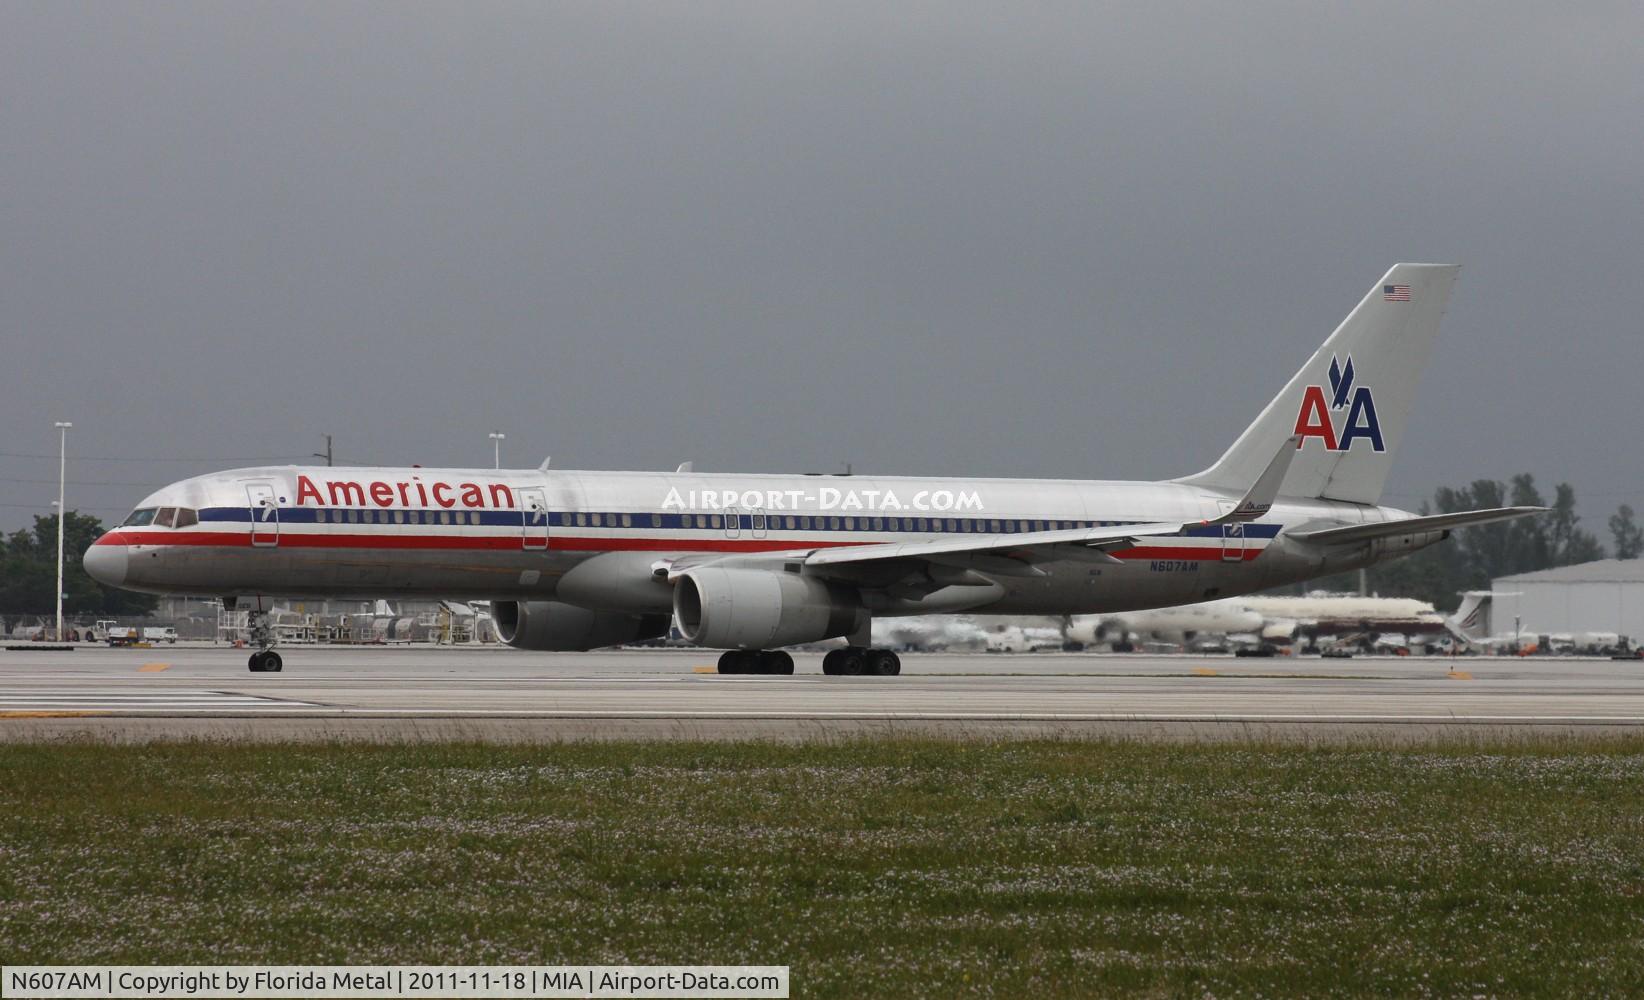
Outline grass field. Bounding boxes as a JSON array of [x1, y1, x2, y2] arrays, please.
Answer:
[[4, 738, 1644, 996]]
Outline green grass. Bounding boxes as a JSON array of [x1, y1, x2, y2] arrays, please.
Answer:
[[5, 738, 1644, 996]]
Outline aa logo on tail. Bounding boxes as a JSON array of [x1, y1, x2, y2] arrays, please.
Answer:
[[1293, 354, 1384, 452]]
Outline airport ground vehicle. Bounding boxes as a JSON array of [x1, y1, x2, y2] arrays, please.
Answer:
[[85, 265, 1543, 675], [100, 622, 177, 646]]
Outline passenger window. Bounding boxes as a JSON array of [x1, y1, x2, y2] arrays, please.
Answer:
[[315, 509, 328, 524], [711, 514, 724, 529], [843, 517, 855, 531], [622, 513, 633, 527], [829, 517, 841, 530], [347, 510, 358, 524], [407, 511, 420, 525], [800, 516, 812, 530], [591, 513, 602, 527]]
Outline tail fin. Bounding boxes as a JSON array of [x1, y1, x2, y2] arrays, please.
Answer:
[[1178, 263, 1461, 504], [1446, 590, 1493, 644]]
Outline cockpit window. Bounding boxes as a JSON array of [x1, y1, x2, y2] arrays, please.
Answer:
[[174, 508, 199, 528], [155, 508, 177, 528], [122, 508, 158, 527]]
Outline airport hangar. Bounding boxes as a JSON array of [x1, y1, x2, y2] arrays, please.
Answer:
[[1491, 559, 1644, 640]]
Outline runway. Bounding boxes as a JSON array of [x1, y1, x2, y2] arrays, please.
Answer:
[[3, 644, 1644, 742]]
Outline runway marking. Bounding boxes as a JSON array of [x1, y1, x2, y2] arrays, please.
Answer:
[[139, 663, 170, 672], [1192, 668, 1219, 676], [0, 711, 111, 718], [1448, 670, 1474, 680], [692, 666, 717, 674], [0, 690, 321, 713]]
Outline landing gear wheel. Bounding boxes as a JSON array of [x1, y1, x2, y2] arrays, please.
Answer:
[[717, 650, 752, 674], [248, 650, 283, 672], [837, 647, 867, 676], [822, 650, 843, 676], [867, 649, 901, 676], [762, 650, 794, 675]]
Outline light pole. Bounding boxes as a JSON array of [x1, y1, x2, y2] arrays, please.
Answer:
[[54, 421, 72, 643], [489, 432, 505, 470]]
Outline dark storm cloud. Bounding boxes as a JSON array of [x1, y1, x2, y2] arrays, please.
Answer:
[[3, 2, 1641, 529]]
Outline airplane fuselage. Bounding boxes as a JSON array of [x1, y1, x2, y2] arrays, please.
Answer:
[[87, 465, 1429, 617]]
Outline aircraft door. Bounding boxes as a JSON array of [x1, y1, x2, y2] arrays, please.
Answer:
[[245, 482, 279, 547], [723, 506, 741, 538], [520, 488, 550, 551], [1199, 496, 1246, 563]]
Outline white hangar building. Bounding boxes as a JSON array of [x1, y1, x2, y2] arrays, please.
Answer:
[[1491, 560, 1644, 640]]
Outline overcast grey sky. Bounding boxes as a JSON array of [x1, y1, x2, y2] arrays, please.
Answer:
[[3, 2, 1641, 534]]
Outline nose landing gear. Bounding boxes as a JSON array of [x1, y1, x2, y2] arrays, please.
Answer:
[[234, 599, 283, 672]]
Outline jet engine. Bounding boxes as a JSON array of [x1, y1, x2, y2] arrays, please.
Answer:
[[673, 567, 866, 649], [493, 600, 670, 651]]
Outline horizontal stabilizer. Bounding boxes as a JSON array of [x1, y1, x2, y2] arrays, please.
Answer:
[[1290, 506, 1547, 546]]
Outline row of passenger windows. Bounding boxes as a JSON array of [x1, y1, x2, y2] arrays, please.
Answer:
[[124, 505, 1103, 534], [313, 508, 483, 526], [601, 513, 1091, 533], [121, 507, 199, 529]]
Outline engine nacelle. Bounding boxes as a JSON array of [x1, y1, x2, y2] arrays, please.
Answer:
[[493, 600, 670, 651], [673, 567, 866, 649]]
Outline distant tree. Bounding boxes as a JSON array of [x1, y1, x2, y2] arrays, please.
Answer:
[[1545, 482, 1605, 566], [0, 512, 158, 617], [1612, 505, 1643, 560], [1269, 472, 1595, 610]]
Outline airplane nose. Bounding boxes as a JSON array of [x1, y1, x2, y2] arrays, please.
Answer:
[[83, 539, 128, 587]]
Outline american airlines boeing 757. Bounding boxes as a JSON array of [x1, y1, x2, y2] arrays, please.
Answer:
[[85, 264, 1543, 674]]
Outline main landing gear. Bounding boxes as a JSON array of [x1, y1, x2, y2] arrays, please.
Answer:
[[822, 647, 901, 677], [713, 647, 903, 675], [717, 650, 795, 674]]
